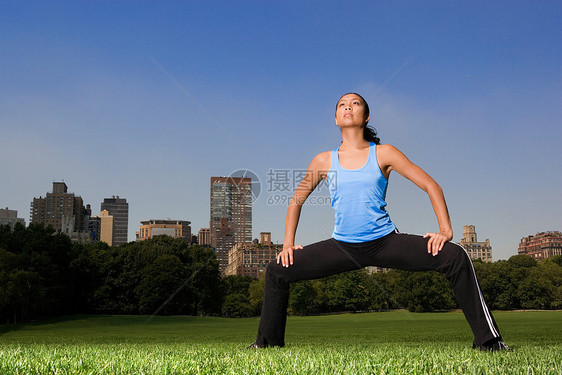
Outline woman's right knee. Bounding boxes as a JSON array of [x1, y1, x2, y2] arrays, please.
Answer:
[[265, 260, 291, 288], [265, 260, 284, 278]]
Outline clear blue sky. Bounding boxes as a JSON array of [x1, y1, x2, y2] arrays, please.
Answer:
[[1, 1, 560, 260]]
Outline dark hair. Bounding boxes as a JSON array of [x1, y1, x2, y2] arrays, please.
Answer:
[[336, 92, 380, 145]]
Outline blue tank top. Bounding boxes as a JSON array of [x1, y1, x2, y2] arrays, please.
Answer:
[[327, 143, 396, 242]]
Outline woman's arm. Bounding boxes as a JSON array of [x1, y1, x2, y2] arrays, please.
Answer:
[[378, 144, 453, 256], [277, 151, 331, 267]]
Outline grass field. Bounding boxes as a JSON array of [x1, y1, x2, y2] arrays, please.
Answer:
[[0, 311, 560, 374]]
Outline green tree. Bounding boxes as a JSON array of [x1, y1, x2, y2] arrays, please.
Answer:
[[517, 275, 552, 309], [554, 286, 562, 309], [0, 248, 19, 323], [369, 272, 393, 311], [90, 245, 137, 314], [222, 293, 253, 317], [310, 279, 329, 313], [91, 237, 221, 316], [68, 241, 111, 313], [288, 280, 317, 315], [477, 260, 517, 309], [222, 275, 254, 295], [135, 254, 189, 315], [0, 223, 77, 322], [549, 255, 562, 267], [248, 277, 265, 315], [6, 270, 40, 323], [504, 255, 538, 309], [529, 259, 562, 309], [221, 275, 255, 317], [327, 270, 373, 312], [186, 245, 222, 315], [0, 224, 13, 250], [392, 270, 456, 312], [508, 254, 538, 268]]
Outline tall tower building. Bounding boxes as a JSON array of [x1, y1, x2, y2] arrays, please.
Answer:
[[459, 225, 493, 263], [99, 210, 114, 246], [88, 216, 101, 242], [210, 176, 253, 272], [101, 196, 128, 246], [30, 182, 90, 240]]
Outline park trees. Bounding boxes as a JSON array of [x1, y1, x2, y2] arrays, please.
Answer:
[[288, 280, 317, 315], [2, 220, 562, 324], [390, 270, 457, 312], [89, 236, 222, 316], [248, 277, 265, 314], [221, 275, 255, 317], [0, 227, 223, 323], [0, 223, 74, 323], [517, 258, 562, 309], [136, 254, 188, 315], [226, 255, 562, 317]]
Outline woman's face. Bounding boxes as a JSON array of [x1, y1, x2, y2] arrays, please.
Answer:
[[335, 94, 369, 128]]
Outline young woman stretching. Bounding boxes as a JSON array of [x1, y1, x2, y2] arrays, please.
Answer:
[[249, 93, 509, 351]]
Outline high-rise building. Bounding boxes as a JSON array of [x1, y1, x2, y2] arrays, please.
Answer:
[[0, 208, 25, 228], [88, 216, 101, 242], [518, 231, 562, 260], [30, 182, 90, 241], [101, 196, 128, 245], [224, 232, 281, 278], [136, 219, 191, 242], [198, 228, 211, 246], [459, 225, 493, 263], [210, 176, 253, 272], [99, 210, 114, 246]]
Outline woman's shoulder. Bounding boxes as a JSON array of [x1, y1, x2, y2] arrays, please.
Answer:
[[376, 144, 401, 156], [375, 144, 403, 165], [376, 143, 398, 151], [309, 150, 332, 170]]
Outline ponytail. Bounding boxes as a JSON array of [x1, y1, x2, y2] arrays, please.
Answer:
[[363, 125, 380, 145]]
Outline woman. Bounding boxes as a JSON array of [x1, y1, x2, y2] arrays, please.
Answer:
[[249, 93, 509, 351]]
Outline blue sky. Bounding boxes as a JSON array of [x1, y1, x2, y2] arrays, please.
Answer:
[[1, 1, 560, 260]]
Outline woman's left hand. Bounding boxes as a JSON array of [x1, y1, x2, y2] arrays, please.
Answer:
[[423, 231, 453, 256]]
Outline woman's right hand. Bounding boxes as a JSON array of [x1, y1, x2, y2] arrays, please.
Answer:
[[277, 244, 303, 267]]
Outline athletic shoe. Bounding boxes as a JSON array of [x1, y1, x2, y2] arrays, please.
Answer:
[[473, 340, 511, 352], [247, 341, 267, 349]]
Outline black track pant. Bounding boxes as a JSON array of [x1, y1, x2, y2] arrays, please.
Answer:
[[255, 230, 501, 347]]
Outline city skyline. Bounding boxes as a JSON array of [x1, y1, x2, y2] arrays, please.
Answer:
[[1, 2, 561, 260], [4, 176, 558, 260]]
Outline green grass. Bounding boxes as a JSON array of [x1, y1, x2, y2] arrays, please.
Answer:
[[0, 311, 560, 374]]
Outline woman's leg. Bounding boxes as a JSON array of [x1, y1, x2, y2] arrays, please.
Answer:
[[363, 231, 502, 346], [255, 238, 362, 347]]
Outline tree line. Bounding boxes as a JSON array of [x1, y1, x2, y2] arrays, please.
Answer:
[[1, 223, 561, 323]]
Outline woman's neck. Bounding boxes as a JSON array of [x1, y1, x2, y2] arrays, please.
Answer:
[[339, 128, 369, 150]]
